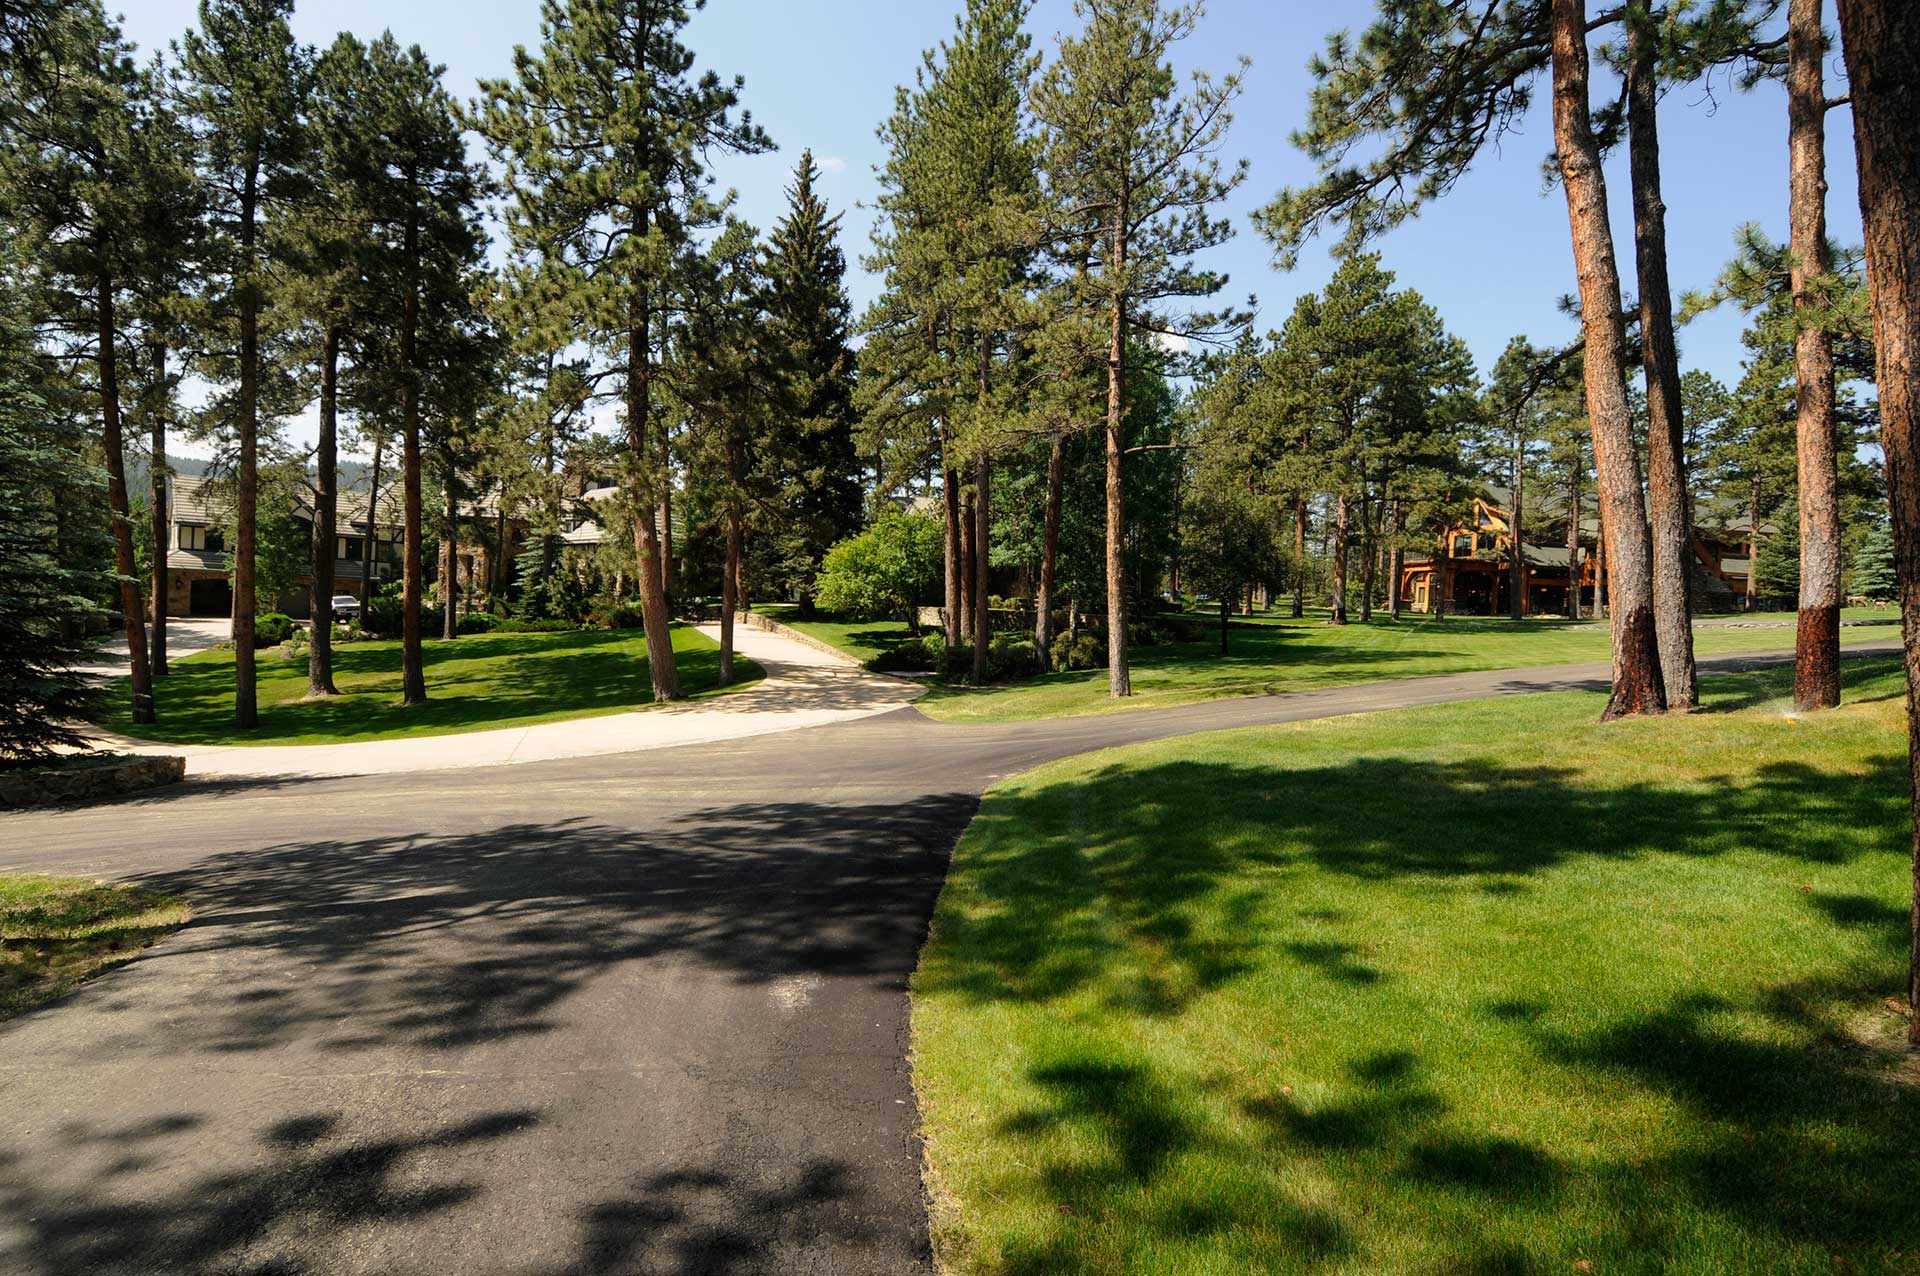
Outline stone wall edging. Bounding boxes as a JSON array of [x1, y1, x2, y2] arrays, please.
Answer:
[[0, 755, 186, 809]]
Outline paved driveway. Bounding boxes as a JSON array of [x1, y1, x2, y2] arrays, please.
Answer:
[[0, 643, 1896, 1275], [72, 616, 231, 681]]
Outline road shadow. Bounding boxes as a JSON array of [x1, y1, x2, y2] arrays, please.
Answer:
[[15, 792, 974, 1060]]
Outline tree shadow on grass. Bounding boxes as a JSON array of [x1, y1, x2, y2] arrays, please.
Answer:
[[922, 739, 1920, 1270], [921, 749, 1906, 1018]]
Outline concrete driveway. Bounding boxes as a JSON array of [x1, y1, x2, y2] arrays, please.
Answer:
[[0, 642, 1898, 1275], [73, 616, 230, 680]]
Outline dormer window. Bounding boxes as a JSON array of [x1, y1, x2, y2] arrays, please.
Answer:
[[178, 525, 224, 552]]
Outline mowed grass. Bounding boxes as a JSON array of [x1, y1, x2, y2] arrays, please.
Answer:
[[915, 610, 1896, 722], [100, 624, 763, 746], [1, 876, 189, 1020], [913, 658, 1920, 1275], [754, 603, 924, 664]]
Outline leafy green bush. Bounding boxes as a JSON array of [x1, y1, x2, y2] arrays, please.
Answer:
[[457, 612, 499, 635], [814, 511, 942, 626], [489, 617, 578, 633], [1049, 631, 1106, 671], [988, 635, 1040, 679], [870, 632, 945, 672], [253, 612, 294, 648], [588, 600, 645, 630]]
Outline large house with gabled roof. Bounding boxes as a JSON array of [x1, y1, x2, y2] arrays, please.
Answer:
[[1399, 486, 1776, 617], [162, 473, 403, 618]]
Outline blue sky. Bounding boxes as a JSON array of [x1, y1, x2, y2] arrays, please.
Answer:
[[119, 0, 1857, 456]]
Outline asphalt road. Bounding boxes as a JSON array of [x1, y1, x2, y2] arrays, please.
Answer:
[[0, 644, 1895, 1275]]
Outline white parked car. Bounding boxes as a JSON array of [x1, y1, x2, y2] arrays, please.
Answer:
[[327, 594, 361, 619]]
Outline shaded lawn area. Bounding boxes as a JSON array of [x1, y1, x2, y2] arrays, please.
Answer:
[[1, 876, 188, 1020], [915, 609, 1894, 722], [100, 624, 763, 746], [914, 658, 1920, 1275], [753, 603, 920, 664]]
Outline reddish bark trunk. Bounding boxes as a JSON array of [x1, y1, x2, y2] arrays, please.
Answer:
[[1329, 493, 1349, 624], [973, 453, 990, 683], [97, 270, 153, 724], [308, 324, 340, 695], [1627, 5, 1699, 708], [234, 156, 259, 726], [1292, 495, 1306, 618], [1834, 0, 1920, 1042], [1790, 0, 1843, 711], [626, 281, 681, 701], [1552, 0, 1665, 718], [1034, 433, 1064, 669], [1105, 209, 1130, 697], [148, 342, 168, 679]]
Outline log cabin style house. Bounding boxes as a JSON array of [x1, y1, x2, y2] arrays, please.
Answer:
[[1399, 487, 1774, 617]]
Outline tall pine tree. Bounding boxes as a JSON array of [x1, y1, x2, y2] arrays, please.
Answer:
[[478, 0, 771, 702], [1031, 0, 1246, 697], [177, 0, 308, 728]]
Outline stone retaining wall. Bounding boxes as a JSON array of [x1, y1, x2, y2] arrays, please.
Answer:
[[0, 755, 186, 809]]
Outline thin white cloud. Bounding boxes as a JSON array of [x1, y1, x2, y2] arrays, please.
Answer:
[[816, 155, 849, 175]]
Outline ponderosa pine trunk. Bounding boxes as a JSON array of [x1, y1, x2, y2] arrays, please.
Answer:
[[626, 281, 680, 701], [1034, 432, 1064, 669], [1790, 0, 1843, 711], [1747, 474, 1761, 610], [1434, 546, 1452, 621], [400, 186, 427, 706], [1834, 0, 1920, 1043], [97, 269, 153, 724], [1105, 210, 1131, 698], [1292, 495, 1306, 617], [1595, 507, 1609, 618], [234, 153, 260, 727], [719, 499, 741, 686], [361, 437, 383, 607], [307, 323, 341, 695], [148, 341, 168, 680], [442, 473, 457, 641], [973, 453, 990, 683], [1567, 468, 1583, 620], [1552, 0, 1666, 719], [1510, 429, 1527, 621], [1389, 500, 1405, 621], [1627, 4, 1699, 709], [1359, 487, 1377, 623], [959, 485, 976, 655], [1329, 493, 1350, 624], [660, 488, 673, 596], [942, 456, 962, 652]]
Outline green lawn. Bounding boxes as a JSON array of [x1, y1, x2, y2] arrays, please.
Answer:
[[915, 610, 1895, 723], [1, 876, 189, 1020], [101, 624, 763, 746], [753, 603, 922, 664], [914, 659, 1918, 1275]]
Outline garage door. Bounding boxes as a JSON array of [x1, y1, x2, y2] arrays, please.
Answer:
[[188, 578, 232, 617]]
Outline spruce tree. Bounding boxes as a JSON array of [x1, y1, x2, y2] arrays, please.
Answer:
[[0, 304, 113, 765], [1031, 0, 1246, 697], [760, 151, 860, 613], [1, 0, 181, 724], [177, 0, 308, 728], [477, 0, 771, 702]]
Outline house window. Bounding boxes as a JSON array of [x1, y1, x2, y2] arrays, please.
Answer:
[[178, 525, 224, 552], [337, 536, 363, 562], [1450, 532, 1474, 558]]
